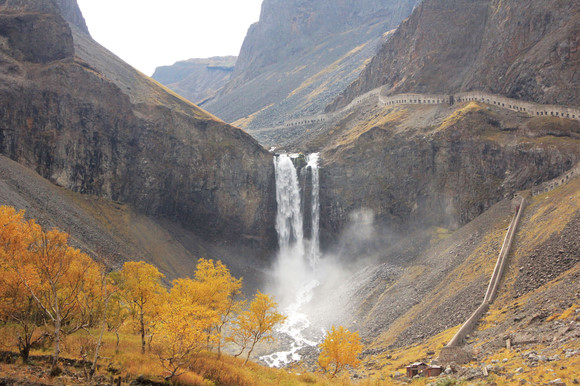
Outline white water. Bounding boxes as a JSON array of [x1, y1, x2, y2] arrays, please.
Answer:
[[274, 154, 304, 257], [306, 153, 320, 268], [261, 153, 322, 367]]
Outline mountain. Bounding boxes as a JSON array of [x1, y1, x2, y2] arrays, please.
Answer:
[[0, 0, 277, 265], [152, 56, 236, 104], [329, 0, 580, 111], [196, 0, 420, 138]]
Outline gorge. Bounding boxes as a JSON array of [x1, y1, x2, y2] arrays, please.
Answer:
[[0, 0, 578, 383]]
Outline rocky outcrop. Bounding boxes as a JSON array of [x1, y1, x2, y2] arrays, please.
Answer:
[[54, 0, 89, 34], [316, 103, 580, 246], [0, 0, 277, 253], [200, 0, 419, 133], [152, 57, 236, 104], [231, 0, 419, 84], [329, 0, 580, 111], [0, 0, 74, 63]]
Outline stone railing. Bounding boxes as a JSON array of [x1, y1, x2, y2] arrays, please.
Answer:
[[453, 92, 580, 121], [532, 163, 580, 196], [379, 93, 452, 106], [252, 88, 579, 136]]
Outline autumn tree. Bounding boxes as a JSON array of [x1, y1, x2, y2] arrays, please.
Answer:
[[88, 262, 119, 379], [0, 206, 46, 362], [0, 206, 103, 371], [106, 271, 130, 353], [318, 325, 363, 378], [228, 291, 286, 365], [153, 277, 216, 381], [119, 261, 167, 354], [191, 259, 244, 358]]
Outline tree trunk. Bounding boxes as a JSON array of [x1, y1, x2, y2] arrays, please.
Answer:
[[140, 311, 145, 354], [244, 339, 258, 365], [115, 330, 120, 354], [52, 317, 61, 372], [90, 282, 109, 379], [18, 336, 30, 363]]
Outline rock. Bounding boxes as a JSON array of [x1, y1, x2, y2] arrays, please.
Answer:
[[0, 0, 278, 255], [330, 0, 580, 111], [202, 0, 419, 132], [515, 367, 524, 373], [548, 379, 565, 386], [152, 57, 237, 104]]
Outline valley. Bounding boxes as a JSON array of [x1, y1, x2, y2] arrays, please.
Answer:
[[0, 0, 578, 384]]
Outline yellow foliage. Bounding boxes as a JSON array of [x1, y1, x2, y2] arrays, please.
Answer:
[[318, 325, 363, 378], [153, 284, 214, 380], [0, 205, 104, 366], [229, 291, 286, 365], [119, 261, 167, 354]]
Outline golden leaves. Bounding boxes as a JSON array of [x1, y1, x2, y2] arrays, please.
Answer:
[[318, 325, 363, 378]]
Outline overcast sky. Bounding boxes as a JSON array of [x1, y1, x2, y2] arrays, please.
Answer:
[[77, 0, 264, 76]]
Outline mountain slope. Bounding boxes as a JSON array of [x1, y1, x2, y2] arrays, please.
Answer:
[[197, 0, 419, 135], [329, 0, 580, 111], [152, 56, 236, 104], [0, 0, 277, 254]]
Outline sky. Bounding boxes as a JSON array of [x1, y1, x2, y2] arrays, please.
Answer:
[[77, 0, 264, 76]]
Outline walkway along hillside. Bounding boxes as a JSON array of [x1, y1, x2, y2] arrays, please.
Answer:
[[255, 88, 580, 133]]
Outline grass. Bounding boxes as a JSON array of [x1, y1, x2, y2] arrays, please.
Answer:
[[430, 227, 453, 245], [0, 326, 346, 385], [363, 326, 459, 382], [437, 102, 486, 132]]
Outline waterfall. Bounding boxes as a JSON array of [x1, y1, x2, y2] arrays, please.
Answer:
[[263, 153, 323, 367], [306, 153, 320, 268], [273, 154, 304, 257]]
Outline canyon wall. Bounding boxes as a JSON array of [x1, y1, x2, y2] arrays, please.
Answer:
[[0, 0, 277, 253]]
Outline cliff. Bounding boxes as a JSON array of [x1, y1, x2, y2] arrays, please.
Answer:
[[304, 102, 580, 248], [0, 0, 277, 254], [199, 0, 419, 134], [152, 56, 236, 104], [329, 0, 580, 111]]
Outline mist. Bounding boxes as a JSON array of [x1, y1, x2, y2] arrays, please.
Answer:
[[260, 153, 390, 367]]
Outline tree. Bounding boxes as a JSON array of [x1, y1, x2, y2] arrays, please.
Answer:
[[106, 271, 130, 353], [191, 259, 244, 359], [317, 325, 363, 378], [119, 261, 167, 354], [0, 206, 102, 371], [153, 278, 215, 381], [22, 227, 101, 372], [0, 206, 47, 362], [228, 291, 286, 365]]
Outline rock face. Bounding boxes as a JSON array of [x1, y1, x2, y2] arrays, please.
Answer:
[[329, 0, 580, 111], [0, 0, 277, 253], [200, 0, 419, 133], [54, 0, 89, 34], [313, 103, 580, 246], [231, 0, 419, 84], [152, 57, 236, 104]]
